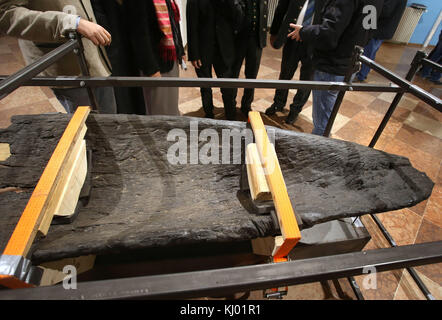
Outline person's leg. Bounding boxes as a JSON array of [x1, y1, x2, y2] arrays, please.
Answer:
[[356, 38, 383, 81], [149, 62, 181, 116], [93, 87, 118, 114], [195, 64, 215, 118], [266, 40, 300, 115], [52, 88, 76, 113], [286, 46, 313, 124], [230, 37, 248, 112], [426, 39, 442, 83], [312, 70, 345, 136], [241, 36, 263, 113], [213, 52, 236, 120], [52, 87, 100, 113]]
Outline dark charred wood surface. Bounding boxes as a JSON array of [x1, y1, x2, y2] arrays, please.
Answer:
[[0, 114, 433, 263]]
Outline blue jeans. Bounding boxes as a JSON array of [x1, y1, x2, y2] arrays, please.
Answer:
[[53, 87, 117, 114], [312, 70, 345, 136], [422, 31, 442, 82], [356, 38, 383, 81]]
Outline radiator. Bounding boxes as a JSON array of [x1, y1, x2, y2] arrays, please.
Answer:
[[391, 6, 426, 44], [267, 0, 279, 27]]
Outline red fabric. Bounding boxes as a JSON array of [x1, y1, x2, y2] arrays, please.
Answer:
[[152, 0, 180, 61]]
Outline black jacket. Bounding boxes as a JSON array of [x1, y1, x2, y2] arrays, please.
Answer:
[[187, 0, 244, 67], [271, 0, 324, 49], [124, 0, 185, 76], [237, 0, 268, 49], [300, 0, 384, 75], [375, 0, 407, 40]]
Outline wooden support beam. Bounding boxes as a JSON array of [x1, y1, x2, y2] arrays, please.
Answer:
[[1, 107, 90, 259], [248, 111, 301, 260]]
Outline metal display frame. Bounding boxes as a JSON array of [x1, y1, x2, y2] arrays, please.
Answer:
[[0, 34, 441, 300]]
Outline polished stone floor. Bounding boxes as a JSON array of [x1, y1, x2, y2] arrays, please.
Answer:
[[0, 35, 440, 300]]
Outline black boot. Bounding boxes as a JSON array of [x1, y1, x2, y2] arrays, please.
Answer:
[[265, 104, 284, 116], [285, 108, 301, 125]]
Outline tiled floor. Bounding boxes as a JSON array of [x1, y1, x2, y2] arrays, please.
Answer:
[[0, 36, 440, 300]]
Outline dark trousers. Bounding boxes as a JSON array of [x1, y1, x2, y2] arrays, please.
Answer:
[[195, 46, 236, 119], [272, 40, 313, 113], [231, 34, 263, 110]]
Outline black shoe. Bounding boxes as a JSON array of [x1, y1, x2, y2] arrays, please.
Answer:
[[205, 112, 215, 119], [265, 104, 284, 116], [285, 110, 300, 125]]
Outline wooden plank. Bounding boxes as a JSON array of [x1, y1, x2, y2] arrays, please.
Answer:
[[246, 143, 272, 201], [248, 111, 301, 259], [1, 107, 90, 258]]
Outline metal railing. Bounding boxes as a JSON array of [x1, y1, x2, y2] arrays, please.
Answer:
[[0, 34, 441, 300]]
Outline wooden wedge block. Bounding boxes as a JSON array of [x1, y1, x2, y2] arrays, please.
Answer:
[[38, 127, 87, 235], [54, 139, 87, 217], [0, 143, 10, 161], [248, 111, 301, 259], [246, 143, 272, 201], [2, 107, 90, 258]]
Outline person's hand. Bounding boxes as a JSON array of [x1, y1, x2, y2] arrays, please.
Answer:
[[270, 34, 277, 48], [287, 24, 303, 41], [191, 60, 202, 69], [151, 71, 161, 77], [77, 18, 112, 46]]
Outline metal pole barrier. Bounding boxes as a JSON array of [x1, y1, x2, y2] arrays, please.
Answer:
[[347, 276, 365, 300], [323, 46, 364, 137], [0, 39, 79, 100], [0, 76, 403, 92], [421, 57, 442, 73], [370, 214, 435, 300], [366, 50, 436, 300], [368, 50, 427, 148], [69, 32, 99, 112], [422, 10, 442, 49], [359, 54, 441, 111], [0, 241, 440, 300]]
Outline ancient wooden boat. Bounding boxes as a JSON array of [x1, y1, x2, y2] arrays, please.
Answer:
[[0, 113, 434, 264]]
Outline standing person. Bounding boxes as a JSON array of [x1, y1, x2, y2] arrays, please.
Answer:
[[187, 0, 244, 119], [124, 0, 185, 116], [355, 0, 407, 82], [420, 30, 442, 85], [265, 0, 323, 125], [91, 0, 146, 115], [231, 0, 268, 117], [288, 0, 384, 136], [0, 0, 117, 114]]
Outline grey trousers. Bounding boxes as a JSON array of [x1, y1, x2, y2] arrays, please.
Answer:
[[52, 87, 117, 114], [143, 62, 180, 116]]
